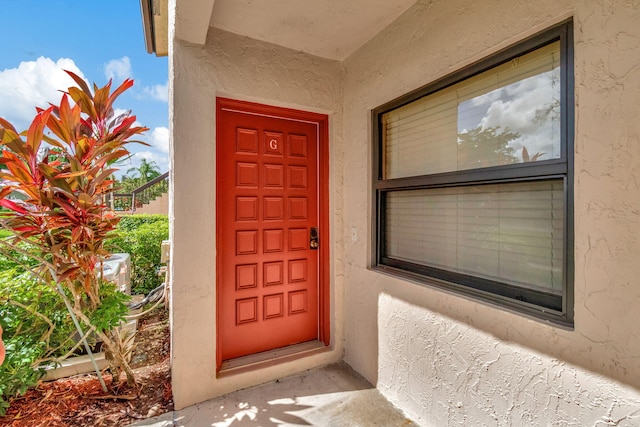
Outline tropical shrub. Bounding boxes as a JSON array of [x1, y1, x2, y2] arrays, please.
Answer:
[[0, 71, 148, 386], [0, 269, 70, 415], [0, 330, 46, 416], [0, 240, 39, 272], [0, 267, 128, 415], [115, 213, 168, 232], [117, 158, 162, 193], [107, 214, 168, 294]]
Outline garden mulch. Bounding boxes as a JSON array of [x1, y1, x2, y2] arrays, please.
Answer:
[[0, 307, 172, 427]]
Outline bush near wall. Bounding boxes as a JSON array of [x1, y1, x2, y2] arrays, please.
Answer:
[[0, 269, 128, 416], [0, 214, 167, 414], [0, 247, 127, 415], [108, 214, 169, 295], [115, 214, 168, 232], [0, 270, 64, 415]]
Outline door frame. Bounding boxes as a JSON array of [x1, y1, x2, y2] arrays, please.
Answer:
[[215, 97, 331, 371]]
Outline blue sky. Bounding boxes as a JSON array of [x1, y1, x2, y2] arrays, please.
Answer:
[[0, 0, 169, 177]]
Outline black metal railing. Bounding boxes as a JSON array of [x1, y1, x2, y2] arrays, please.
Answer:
[[109, 193, 134, 212], [107, 172, 169, 212]]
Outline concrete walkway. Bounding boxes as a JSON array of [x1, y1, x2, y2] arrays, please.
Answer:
[[131, 362, 417, 427]]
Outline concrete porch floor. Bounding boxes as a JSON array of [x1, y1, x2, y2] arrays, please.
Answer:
[[131, 362, 418, 426]]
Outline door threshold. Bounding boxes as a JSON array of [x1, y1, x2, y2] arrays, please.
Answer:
[[218, 340, 328, 377]]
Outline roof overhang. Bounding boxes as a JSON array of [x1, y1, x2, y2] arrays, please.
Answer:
[[209, 0, 418, 61], [140, 0, 169, 56], [140, 0, 419, 61]]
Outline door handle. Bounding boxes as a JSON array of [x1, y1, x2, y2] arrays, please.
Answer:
[[310, 227, 319, 250]]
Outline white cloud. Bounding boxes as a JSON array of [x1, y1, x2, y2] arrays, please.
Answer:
[[111, 150, 166, 179], [477, 70, 562, 160], [108, 114, 169, 173], [141, 82, 168, 102], [104, 56, 132, 82], [0, 57, 84, 131], [0, 58, 169, 181], [150, 127, 169, 153], [132, 151, 157, 162], [132, 150, 169, 173]]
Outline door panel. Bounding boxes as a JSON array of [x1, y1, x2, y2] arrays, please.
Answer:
[[217, 100, 322, 364]]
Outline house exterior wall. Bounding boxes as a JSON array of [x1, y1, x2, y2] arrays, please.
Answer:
[[341, 0, 640, 425], [134, 192, 168, 215], [169, 0, 640, 421], [169, 26, 344, 408]]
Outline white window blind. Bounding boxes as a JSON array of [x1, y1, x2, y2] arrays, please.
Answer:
[[383, 41, 561, 179], [384, 180, 564, 293]]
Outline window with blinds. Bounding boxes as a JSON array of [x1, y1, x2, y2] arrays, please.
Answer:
[[383, 42, 561, 179], [372, 21, 574, 325]]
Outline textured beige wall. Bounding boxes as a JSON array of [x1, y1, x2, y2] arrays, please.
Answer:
[[170, 27, 344, 408], [341, 0, 640, 424]]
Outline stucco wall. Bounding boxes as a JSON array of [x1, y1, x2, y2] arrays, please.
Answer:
[[341, 0, 640, 424], [170, 26, 344, 408], [135, 192, 168, 215], [170, 0, 640, 421], [378, 295, 640, 425]]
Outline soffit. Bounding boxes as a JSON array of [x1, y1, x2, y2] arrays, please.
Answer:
[[209, 0, 418, 61]]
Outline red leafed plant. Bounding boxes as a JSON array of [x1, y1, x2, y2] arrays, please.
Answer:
[[0, 71, 148, 385]]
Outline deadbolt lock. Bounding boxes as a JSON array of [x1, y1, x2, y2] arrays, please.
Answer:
[[310, 227, 319, 250]]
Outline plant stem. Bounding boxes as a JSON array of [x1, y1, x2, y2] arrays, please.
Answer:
[[55, 281, 108, 393]]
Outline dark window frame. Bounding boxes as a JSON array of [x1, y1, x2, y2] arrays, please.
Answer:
[[371, 20, 574, 326]]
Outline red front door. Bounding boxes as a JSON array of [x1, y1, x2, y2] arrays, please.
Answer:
[[216, 98, 329, 368]]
